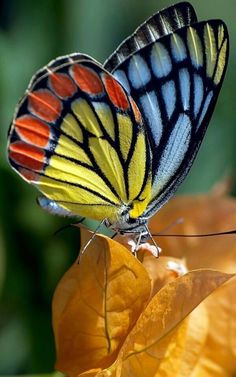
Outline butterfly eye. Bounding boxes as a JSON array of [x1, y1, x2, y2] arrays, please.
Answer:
[[127, 218, 138, 225]]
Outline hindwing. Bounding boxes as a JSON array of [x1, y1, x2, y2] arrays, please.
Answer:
[[8, 56, 152, 222]]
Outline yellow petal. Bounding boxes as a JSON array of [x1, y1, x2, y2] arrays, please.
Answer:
[[193, 277, 236, 377], [52, 229, 151, 376], [111, 270, 233, 377]]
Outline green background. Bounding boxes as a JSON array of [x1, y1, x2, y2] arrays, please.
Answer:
[[0, 0, 236, 374]]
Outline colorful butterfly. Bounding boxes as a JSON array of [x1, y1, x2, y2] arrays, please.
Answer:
[[7, 2, 229, 243]]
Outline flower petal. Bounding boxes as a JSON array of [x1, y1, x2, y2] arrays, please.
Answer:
[[112, 270, 233, 376], [53, 229, 151, 376], [149, 192, 236, 272], [193, 277, 236, 376], [139, 252, 187, 298]]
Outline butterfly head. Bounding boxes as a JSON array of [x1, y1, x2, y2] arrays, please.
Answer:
[[105, 211, 148, 237]]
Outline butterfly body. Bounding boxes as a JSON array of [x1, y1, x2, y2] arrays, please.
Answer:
[[7, 2, 229, 241]]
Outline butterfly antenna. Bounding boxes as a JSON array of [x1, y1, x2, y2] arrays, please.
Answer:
[[80, 219, 106, 254], [133, 231, 143, 257], [152, 229, 236, 238], [156, 217, 184, 235]]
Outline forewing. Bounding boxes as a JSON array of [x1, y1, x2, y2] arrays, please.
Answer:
[[107, 20, 229, 218], [104, 2, 197, 72], [8, 56, 151, 222]]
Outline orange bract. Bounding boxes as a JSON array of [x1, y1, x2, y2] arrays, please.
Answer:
[[53, 229, 151, 376], [52, 227, 234, 377], [149, 186, 236, 272]]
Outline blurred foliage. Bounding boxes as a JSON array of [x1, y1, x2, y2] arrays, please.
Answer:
[[0, 0, 236, 374]]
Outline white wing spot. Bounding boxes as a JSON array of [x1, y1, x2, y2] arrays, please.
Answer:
[[197, 91, 213, 130], [38, 197, 74, 217], [151, 42, 172, 78], [140, 91, 163, 145], [152, 113, 191, 197], [171, 34, 187, 62], [162, 80, 176, 119], [128, 55, 151, 89], [193, 74, 204, 118], [179, 68, 190, 111]]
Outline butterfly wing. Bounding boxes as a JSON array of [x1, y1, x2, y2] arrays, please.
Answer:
[[8, 56, 152, 223], [105, 19, 229, 218], [29, 53, 99, 88], [104, 2, 197, 72]]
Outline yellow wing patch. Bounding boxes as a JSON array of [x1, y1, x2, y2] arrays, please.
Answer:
[[89, 137, 127, 201], [187, 26, 203, 67], [60, 113, 83, 143], [72, 99, 103, 138], [128, 133, 151, 219], [55, 135, 92, 166], [93, 102, 116, 141], [214, 39, 227, 85], [117, 113, 133, 161], [8, 60, 152, 224], [204, 23, 217, 79], [38, 175, 121, 221]]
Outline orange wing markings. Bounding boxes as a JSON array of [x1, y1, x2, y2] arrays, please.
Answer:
[[28, 89, 62, 122], [14, 115, 50, 148], [102, 73, 129, 111], [9, 141, 45, 171], [18, 168, 41, 182], [70, 64, 104, 95], [129, 97, 142, 124], [49, 72, 77, 98]]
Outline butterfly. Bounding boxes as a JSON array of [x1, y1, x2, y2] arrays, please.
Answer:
[[7, 2, 229, 244]]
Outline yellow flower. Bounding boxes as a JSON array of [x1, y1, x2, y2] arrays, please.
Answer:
[[52, 184, 236, 377]]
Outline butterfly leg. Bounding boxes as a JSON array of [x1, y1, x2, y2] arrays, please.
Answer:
[[143, 225, 162, 257], [133, 228, 161, 257], [80, 219, 106, 256]]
